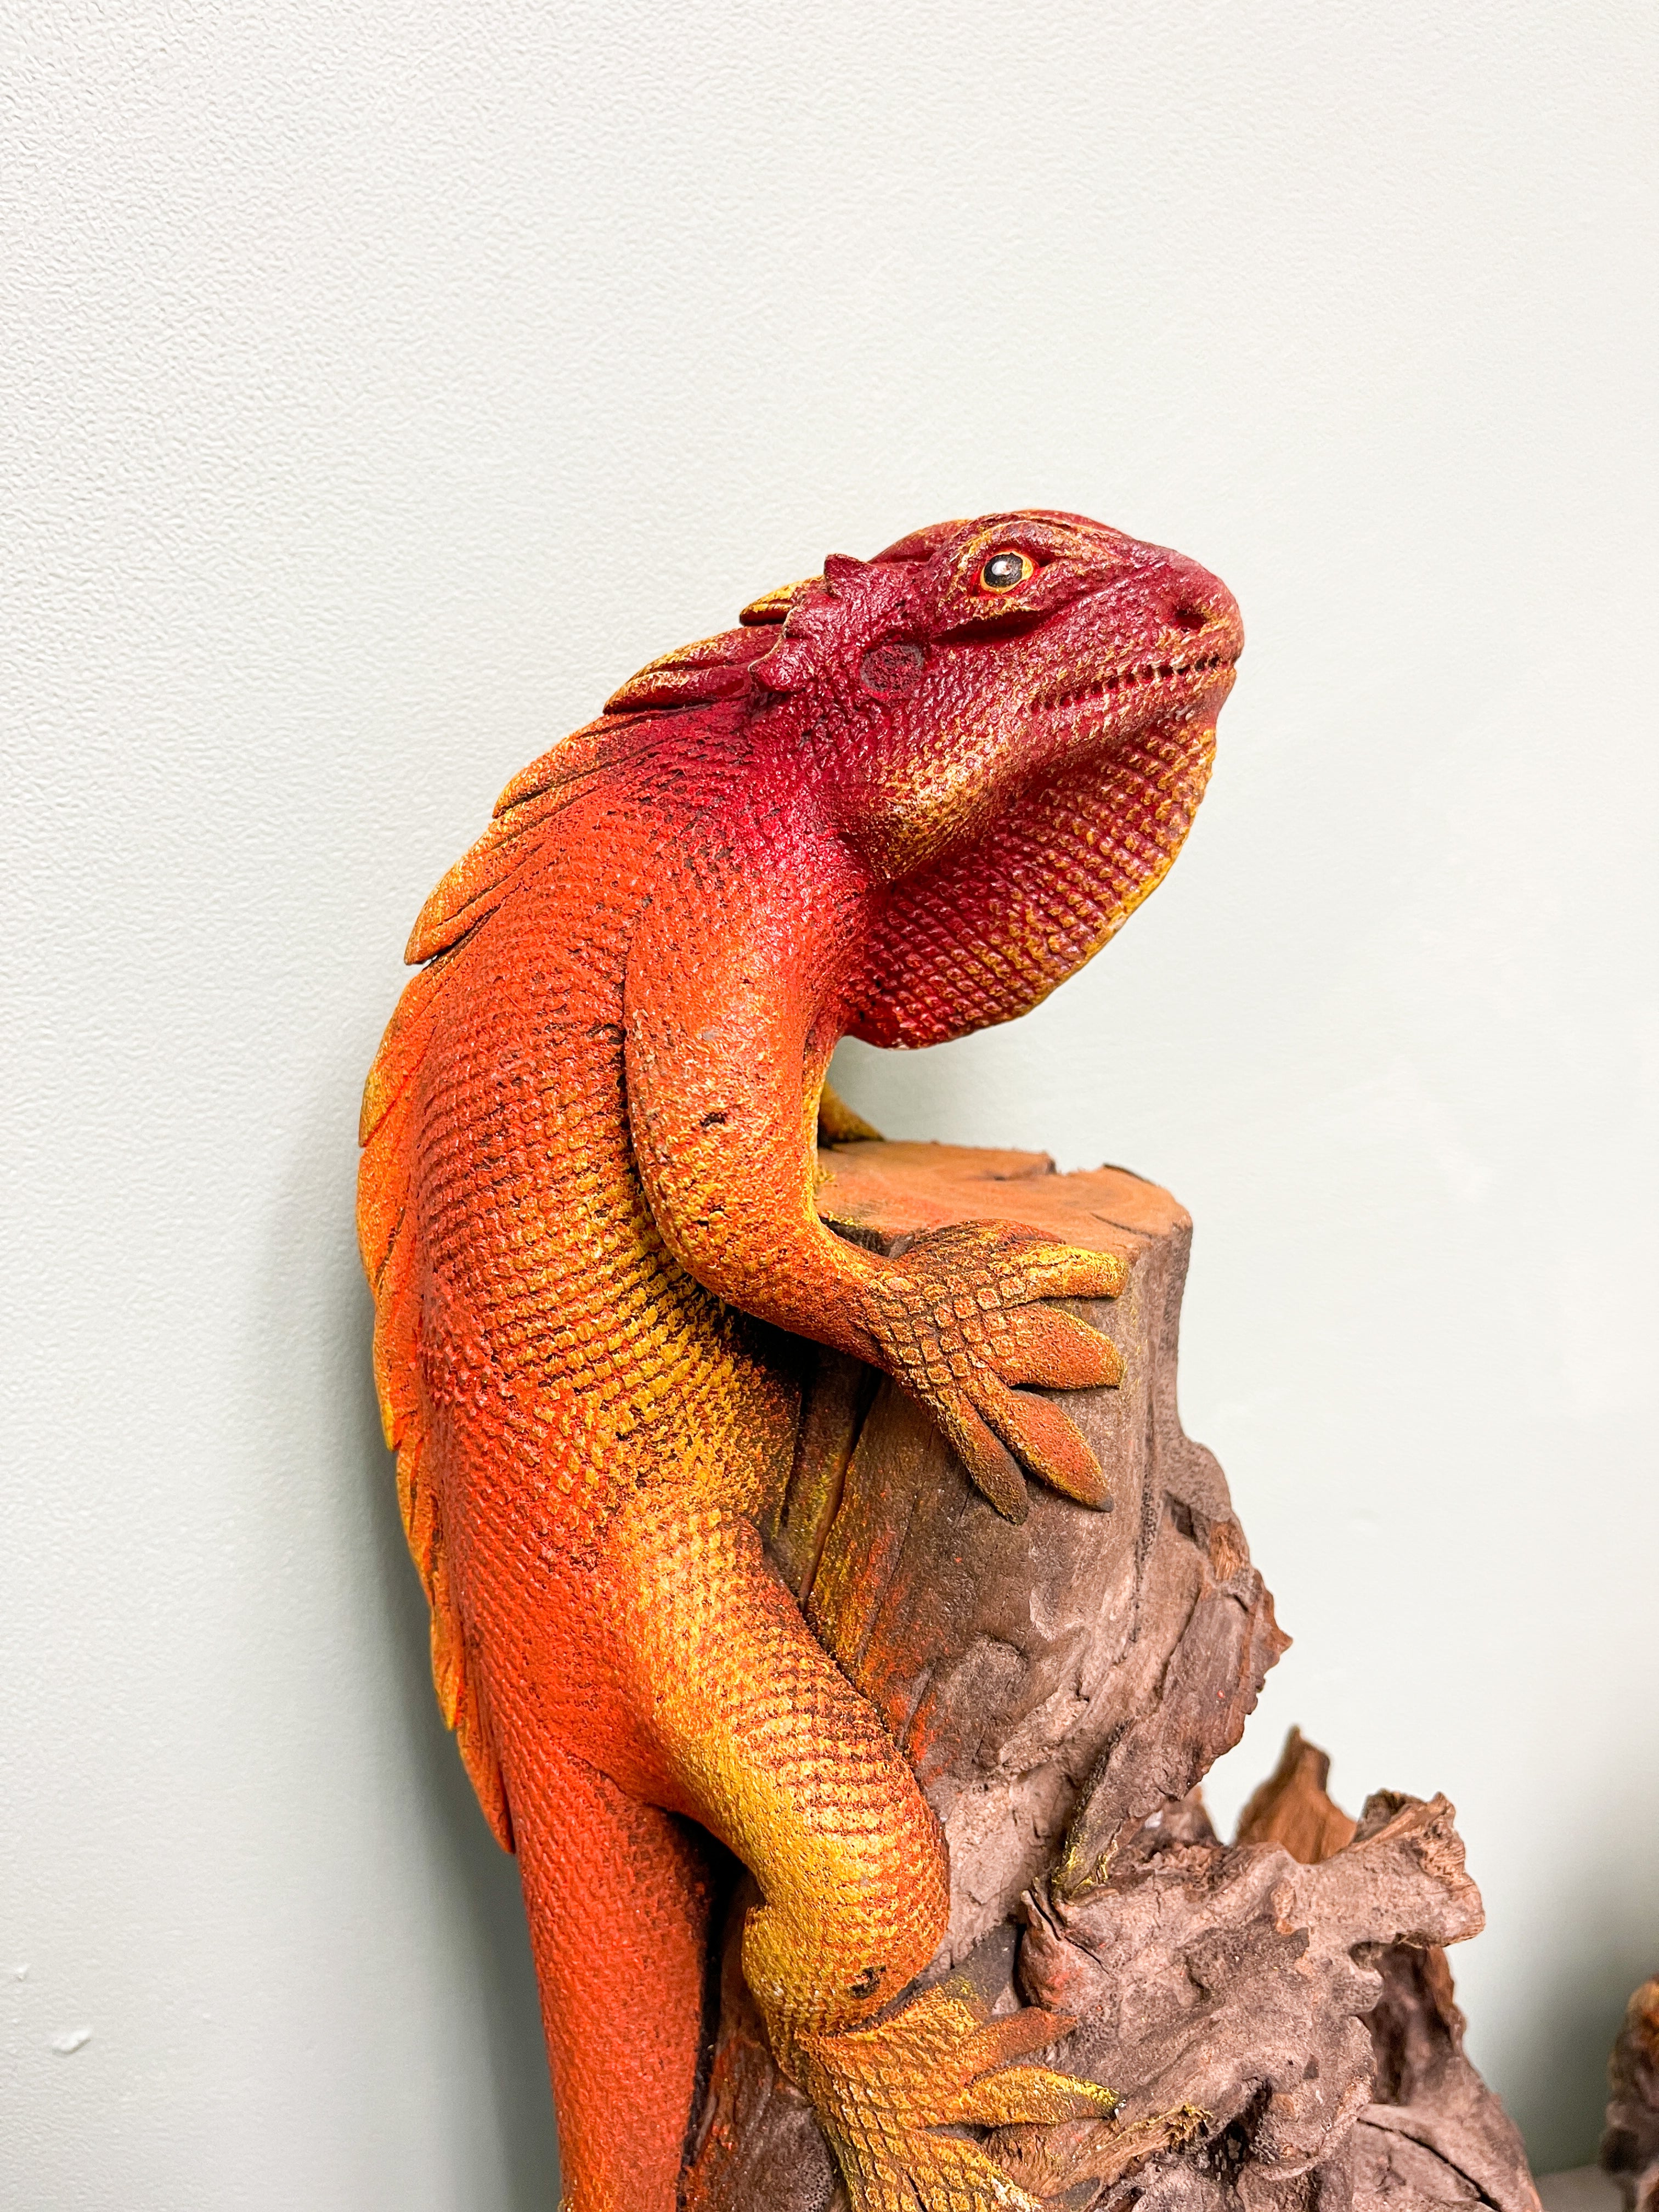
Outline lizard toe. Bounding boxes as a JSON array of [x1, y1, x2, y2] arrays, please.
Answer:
[[798, 1982, 1115, 2212]]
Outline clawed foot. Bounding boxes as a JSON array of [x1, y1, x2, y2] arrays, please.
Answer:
[[796, 1980, 1117, 2211], [859, 1220, 1126, 1520]]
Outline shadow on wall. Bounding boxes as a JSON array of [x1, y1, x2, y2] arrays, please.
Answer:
[[1497, 1954, 1644, 2180]]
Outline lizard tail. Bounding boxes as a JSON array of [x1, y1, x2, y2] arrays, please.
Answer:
[[509, 1743, 716, 2212]]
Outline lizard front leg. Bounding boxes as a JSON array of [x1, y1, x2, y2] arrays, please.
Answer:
[[622, 826, 1122, 2204], [623, 821, 1125, 1521]]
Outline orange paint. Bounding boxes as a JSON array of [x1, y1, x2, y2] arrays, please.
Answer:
[[359, 511, 1240, 2208]]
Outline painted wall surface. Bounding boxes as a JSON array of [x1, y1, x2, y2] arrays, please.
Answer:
[[4, 5, 1655, 2203]]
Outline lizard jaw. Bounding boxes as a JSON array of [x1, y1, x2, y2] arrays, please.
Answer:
[[1034, 644, 1240, 734]]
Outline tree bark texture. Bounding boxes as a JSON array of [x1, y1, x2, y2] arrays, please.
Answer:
[[679, 1141, 1539, 2212]]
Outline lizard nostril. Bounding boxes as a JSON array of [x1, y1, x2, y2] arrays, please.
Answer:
[[1170, 602, 1210, 633]]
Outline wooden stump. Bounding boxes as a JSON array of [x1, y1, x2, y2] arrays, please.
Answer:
[[679, 1142, 1537, 2212]]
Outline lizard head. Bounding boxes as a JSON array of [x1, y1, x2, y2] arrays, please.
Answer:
[[585, 510, 1240, 1041], [736, 510, 1241, 884], [413, 515, 1238, 1028]]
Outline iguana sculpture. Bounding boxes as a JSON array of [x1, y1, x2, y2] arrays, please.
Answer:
[[358, 511, 1241, 2210]]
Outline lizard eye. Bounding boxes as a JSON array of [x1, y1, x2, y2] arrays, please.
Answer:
[[977, 549, 1036, 594]]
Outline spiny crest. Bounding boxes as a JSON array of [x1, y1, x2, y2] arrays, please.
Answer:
[[601, 557, 895, 711], [402, 571, 841, 969], [358, 981, 515, 1847], [748, 551, 923, 697], [601, 570, 825, 714], [402, 735, 617, 965], [596, 537, 940, 717]]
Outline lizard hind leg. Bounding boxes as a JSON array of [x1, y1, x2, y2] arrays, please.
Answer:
[[622, 1508, 1114, 2210], [506, 1743, 717, 2212]]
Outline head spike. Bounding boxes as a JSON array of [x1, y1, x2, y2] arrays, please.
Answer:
[[822, 552, 874, 592], [740, 575, 817, 626]]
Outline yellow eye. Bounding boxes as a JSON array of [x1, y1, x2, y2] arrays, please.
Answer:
[[978, 549, 1036, 594]]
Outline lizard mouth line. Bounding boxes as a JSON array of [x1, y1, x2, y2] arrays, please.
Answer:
[[1036, 649, 1238, 717]]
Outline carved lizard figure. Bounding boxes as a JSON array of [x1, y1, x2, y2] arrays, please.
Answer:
[[358, 511, 1241, 2210]]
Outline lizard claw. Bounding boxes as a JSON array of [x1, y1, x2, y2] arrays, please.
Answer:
[[859, 1222, 1126, 1518], [797, 1981, 1116, 2211]]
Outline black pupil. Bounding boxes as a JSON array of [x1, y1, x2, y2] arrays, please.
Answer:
[[984, 552, 1026, 589]]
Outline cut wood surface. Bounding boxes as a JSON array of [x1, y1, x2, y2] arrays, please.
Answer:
[[680, 1142, 1538, 2212]]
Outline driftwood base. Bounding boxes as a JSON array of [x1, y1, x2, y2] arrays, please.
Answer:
[[1602, 1976, 1659, 2212], [679, 1141, 1538, 2212]]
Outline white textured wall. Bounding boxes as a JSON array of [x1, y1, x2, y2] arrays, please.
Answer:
[[4, 5, 1654, 2203]]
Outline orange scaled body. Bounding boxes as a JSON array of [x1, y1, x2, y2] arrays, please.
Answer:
[[358, 513, 1240, 2210]]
